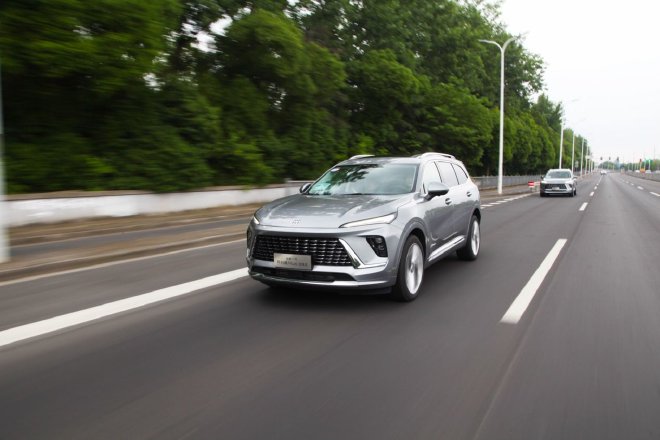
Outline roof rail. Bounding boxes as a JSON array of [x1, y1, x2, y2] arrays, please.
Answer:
[[413, 152, 456, 160], [349, 154, 375, 160]]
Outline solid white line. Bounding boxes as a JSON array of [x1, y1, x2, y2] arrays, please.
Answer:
[[579, 203, 588, 211], [651, 192, 660, 197], [0, 239, 246, 288], [501, 239, 567, 324], [637, 186, 644, 190], [0, 268, 250, 348], [589, 192, 594, 197]]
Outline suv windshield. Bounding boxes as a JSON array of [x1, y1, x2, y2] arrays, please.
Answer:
[[546, 171, 572, 179], [308, 163, 417, 195]]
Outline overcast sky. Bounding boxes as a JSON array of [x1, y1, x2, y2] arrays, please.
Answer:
[[499, 0, 660, 164]]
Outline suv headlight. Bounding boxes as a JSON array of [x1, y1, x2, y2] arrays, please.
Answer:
[[340, 213, 397, 228]]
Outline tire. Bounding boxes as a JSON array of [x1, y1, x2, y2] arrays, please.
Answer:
[[540, 191, 546, 197], [457, 215, 480, 261], [391, 235, 425, 302]]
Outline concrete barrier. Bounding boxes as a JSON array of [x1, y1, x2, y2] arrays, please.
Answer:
[[472, 175, 543, 189], [6, 184, 304, 227], [5, 175, 544, 227]]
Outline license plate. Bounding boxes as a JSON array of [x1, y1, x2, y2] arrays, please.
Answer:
[[552, 186, 559, 189], [274, 253, 312, 271]]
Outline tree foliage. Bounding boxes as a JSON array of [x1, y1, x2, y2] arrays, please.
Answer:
[[0, 0, 588, 193]]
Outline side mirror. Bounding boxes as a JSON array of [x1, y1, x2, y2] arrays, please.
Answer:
[[300, 182, 312, 193], [426, 181, 450, 199]]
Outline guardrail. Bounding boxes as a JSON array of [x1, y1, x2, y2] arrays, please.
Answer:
[[621, 171, 660, 182]]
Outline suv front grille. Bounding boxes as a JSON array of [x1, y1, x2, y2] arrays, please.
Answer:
[[542, 183, 566, 189], [253, 235, 352, 266]]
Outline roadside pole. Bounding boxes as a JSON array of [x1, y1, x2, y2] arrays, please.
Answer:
[[0, 60, 9, 262]]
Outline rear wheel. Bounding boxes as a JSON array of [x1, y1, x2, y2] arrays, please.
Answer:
[[457, 215, 480, 261], [391, 236, 425, 302]]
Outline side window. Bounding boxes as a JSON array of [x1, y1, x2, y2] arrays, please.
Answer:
[[421, 162, 442, 193], [452, 164, 469, 185], [437, 161, 459, 187]]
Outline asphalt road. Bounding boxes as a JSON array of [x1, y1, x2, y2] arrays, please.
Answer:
[[1, 173, 659, 439]]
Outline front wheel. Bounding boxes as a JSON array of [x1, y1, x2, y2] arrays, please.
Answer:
[[391, 236, 425, 302], [457, 215, 480, 261]]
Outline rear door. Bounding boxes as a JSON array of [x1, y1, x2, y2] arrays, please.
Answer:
[[450, 163, 477, 236]]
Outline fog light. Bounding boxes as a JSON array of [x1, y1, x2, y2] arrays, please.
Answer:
[[366, 236, 388, 257]]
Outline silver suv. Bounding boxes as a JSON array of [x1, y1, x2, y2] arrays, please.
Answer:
[[540, 168, 577, 197], [246, 153, 481, 301]]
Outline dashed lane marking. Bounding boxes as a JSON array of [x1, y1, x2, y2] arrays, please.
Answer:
[[579, 203, 588, 212], [0, 239, 247, 288], [0, 268, 250, 348], [501, 239, 567, 324], [480, 193, 531, 210]]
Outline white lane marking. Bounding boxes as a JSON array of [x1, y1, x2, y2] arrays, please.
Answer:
[[589, 192, 594, 197], [480, 193, 531, 209], [0, 268, 250, 348], [501, 239, 567, 324], [651, 192, 660, 197], [579, 203, 588, 211], [637, 186, 644, 190], [594, 186, 598, 190], [0, 239, 246, 288]]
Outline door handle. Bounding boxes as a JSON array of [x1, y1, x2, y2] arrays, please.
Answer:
[[467, 191, 472, 197], [445, 198, 452, 205]]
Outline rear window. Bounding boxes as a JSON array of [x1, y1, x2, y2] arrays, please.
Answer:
[[452, 164, 469, 184]]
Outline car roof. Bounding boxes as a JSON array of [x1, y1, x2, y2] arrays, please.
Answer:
[[338, 153, 463, 166]]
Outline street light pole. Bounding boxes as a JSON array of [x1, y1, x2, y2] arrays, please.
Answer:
[[558, 122, 564, 168], [571, 130, 576, 174], [479, 36, 517, 195], [0, 59, 8, 263], [580, 138, 585, 176]]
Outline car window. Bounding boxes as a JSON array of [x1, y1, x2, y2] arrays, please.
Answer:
[[308, 163, 417, 195], [452, 164, 469, 184], [421, 162, 442, 193], [546, 171, 572, 179], [437, 161, 459, 187]]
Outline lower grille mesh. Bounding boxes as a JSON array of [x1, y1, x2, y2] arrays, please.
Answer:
[[253, 235, 352, 266]]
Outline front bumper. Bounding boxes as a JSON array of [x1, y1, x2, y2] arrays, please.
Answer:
[[246, 223, 402, 290], [541, 182, 574, 195]]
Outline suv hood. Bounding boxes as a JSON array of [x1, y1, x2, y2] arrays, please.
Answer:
[[256, 194, 411, 228]]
